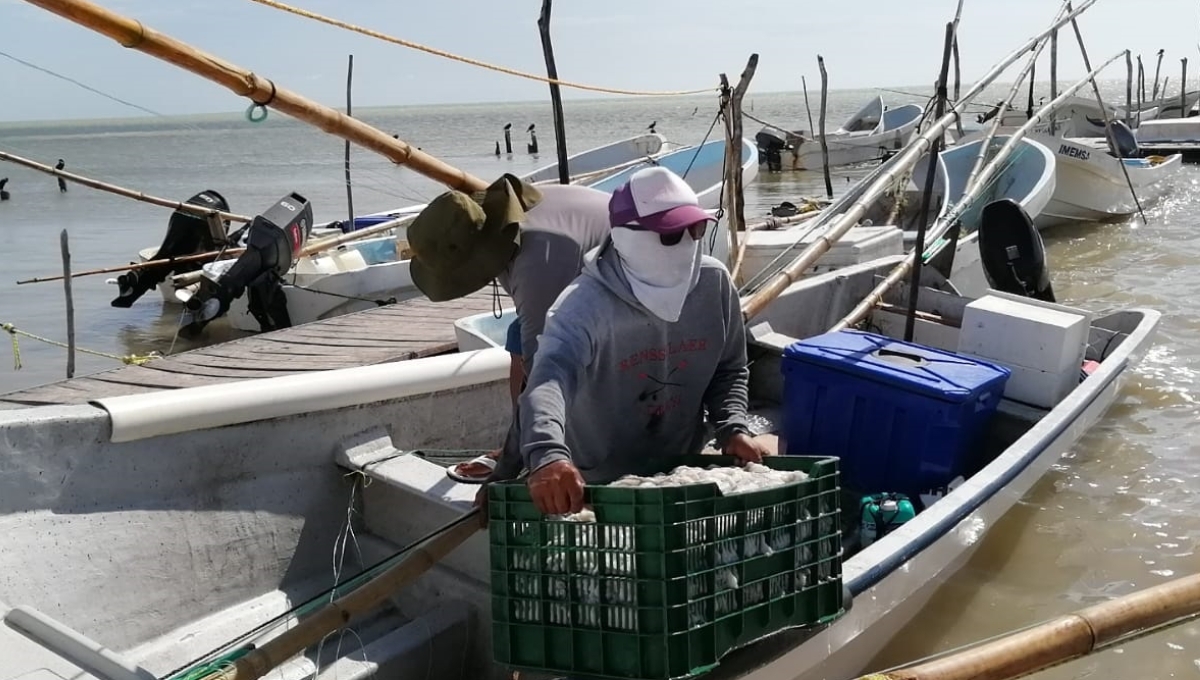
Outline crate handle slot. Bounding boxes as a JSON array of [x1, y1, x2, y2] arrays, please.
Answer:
[[871, 348, 930, 367]]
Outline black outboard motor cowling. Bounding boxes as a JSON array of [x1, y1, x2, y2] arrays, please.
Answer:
[[111, 189, 230, 308], [756, 128, 789, 172], [182, 192, 312, 335], [1106, 119, 1140, 159], [978, 198, 1055, 303]]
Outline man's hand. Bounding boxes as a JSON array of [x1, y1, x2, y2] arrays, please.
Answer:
[[527, 460, 585, 515], [724, 432, 768, 465]]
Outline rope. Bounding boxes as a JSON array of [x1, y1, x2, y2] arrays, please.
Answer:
[[1, 322, 160, 369], [288, 282, 397, 306], [244, 0, 716, 97]]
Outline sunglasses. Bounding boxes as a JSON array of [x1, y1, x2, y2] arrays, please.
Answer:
[[628, 221, 709, 246]]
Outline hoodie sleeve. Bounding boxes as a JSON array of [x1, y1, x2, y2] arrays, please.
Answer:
[[703, 269, 752, 447], [518, 284, 594, 473]]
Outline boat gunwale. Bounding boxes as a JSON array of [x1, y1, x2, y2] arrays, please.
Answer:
[[845, 306, 1160, 594]]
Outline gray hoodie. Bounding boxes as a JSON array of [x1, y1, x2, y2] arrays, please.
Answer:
[[517, 237, 752, 483]]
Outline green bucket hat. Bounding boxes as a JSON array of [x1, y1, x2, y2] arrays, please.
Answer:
[[407, 174, 544, 302]]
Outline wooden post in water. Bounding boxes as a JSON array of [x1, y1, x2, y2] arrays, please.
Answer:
[[1050, 29, 1058, 134], [1152, 48, 1165, 102], [1181, 58, 1189, 120], [343, 54, 355, 230], [1138, 56, 1146, 124], [538, 0, 570, 184], [952, 36, 964, 137], [1126, 52, 1134, 126], [950, 0, 964, 137], [816, 55, 833, 199], [60, 229, 75, 379], [1026, 61, 1037, 120], [801, 75, 816, 134], [904, 22, 955, 344], [721, 54, 759, 284]]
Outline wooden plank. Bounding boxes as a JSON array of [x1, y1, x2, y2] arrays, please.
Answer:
[[279, 329, 451, 346], [254, 335, 426, 351], [63, 378, 169, 400], [304, 319, 458, 340], [277, 327, 449, 345], [0, 382, 111, 406], [159, 353, 368, 372], [189, 343, 377, 361], [87, 365, 228, 390]]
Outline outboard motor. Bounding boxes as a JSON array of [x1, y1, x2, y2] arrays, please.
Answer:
[[755, 128, 789, 172], [111, 189, 230, 308], [978, 198, 1055, 302], [1105, 119, 1140, 159], [182, 192, 312, 336]]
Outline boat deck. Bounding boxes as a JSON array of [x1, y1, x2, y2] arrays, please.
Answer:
[[0, 292, 502, 408], [1138, 143, 1200, 162]]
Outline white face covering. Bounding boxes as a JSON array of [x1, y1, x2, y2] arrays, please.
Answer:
[[610, 226, 702, 322]]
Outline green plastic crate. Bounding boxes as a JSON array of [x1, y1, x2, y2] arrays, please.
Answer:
[[488, 455, 844, 680]]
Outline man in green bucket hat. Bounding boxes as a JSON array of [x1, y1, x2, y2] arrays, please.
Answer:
[[406, 173, 612, 484]]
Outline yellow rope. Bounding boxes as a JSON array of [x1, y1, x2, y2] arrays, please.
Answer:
[[245, 0, 717, 97], [1, 322, 161, 369]]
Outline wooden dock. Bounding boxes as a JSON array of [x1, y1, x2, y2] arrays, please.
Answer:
[[0, 292, 503, 408]]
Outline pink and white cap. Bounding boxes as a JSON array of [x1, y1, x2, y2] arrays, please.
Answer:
[[607, 166, 714, 234]]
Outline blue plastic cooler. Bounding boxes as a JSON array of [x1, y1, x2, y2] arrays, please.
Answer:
[[780, 330, 1010, 500]]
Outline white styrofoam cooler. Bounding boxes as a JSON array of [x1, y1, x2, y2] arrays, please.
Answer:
[[740, 225, 904, 283], [957, 291, 1093, 409]]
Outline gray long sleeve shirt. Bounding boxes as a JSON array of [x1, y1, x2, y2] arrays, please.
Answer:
[[496, 183, 613, 369], [517, 238, 752, 483], [487, 184, 612, 483]]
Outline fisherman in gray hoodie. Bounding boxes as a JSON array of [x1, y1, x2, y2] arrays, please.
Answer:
[[515, 166, 769, 516]]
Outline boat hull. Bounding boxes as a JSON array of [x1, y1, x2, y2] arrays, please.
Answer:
[[744, 330, 1144, 679], [1026, 135, 1183, 229]]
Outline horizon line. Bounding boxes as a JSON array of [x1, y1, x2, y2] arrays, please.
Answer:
[[0, 76, 1137, 127]]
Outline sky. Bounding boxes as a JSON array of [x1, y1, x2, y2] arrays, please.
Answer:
[[0, 0, 1197, 123]]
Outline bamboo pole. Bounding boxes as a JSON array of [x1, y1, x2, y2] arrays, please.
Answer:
[[171, 212, 423, 285], [964, 0, 1067, 195], [204, 510, 481, 680], [1064, 2, 1147, 225], [831, 50, 1127, 333], [904, 23, 955, 343], [817, 56, 833, 199], [723, 55, 758, 284], [538, 0, 571, 185], [865, 572, 1200, 680], [0, 150, 250, 223], [60, 230, 75, 379], [19, 212, 415, 285], [738, 0, 1099, 320], [343, 54, 355, 230], [19, 0, 487, 193]]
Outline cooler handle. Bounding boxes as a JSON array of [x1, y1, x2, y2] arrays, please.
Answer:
[[871, 348, 931, 368]]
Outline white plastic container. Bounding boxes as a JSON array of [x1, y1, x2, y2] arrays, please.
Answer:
[[454, 307, 518, 352], [957, 291, 1093, 409], [740, 225, 904, 283]]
